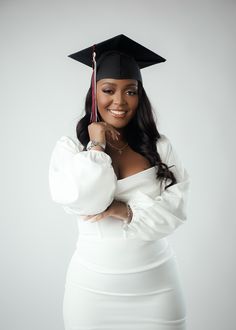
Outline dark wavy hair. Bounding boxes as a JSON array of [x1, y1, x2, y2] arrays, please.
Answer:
[[76, 80, 177, 190]]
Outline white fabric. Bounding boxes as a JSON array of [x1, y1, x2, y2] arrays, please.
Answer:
[[124, 137, 190, 241], [48, 134, 190, 329], [49, 135, 117, 215], [49, 134, 190, 241]]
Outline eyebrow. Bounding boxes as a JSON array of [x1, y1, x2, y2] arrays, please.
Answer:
[[101, 82, 138, 87]]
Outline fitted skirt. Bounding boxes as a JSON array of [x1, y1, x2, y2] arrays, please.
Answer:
[[62, 237, 187, 330]]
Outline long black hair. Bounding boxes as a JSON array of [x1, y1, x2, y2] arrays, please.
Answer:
[[76, 81, 177, 190]]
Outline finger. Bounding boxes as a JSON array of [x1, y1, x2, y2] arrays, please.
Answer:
[[86, 216, 98, 222], [89, 213, 103, 222], [88, 211, 108, 222], [113, 130, 120, 140], [111, 131, 116, 140], [111, 126, 120, 136], [88, 215, 100, 222], [111, 129, 120, 140], [104, 123, 119, 135], [81, 215, 96, 220], [84, 212, 102, 221]]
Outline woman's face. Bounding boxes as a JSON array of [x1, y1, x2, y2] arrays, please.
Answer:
[[96, 78, 139, 128]]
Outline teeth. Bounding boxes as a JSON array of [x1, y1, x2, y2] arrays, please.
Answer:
[[109, 110, 126, 115]]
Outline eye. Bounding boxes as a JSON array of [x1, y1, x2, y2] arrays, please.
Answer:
[[126, 90, 138, 96], [102, 89, 113, 94], [102, 89, 138, 96]]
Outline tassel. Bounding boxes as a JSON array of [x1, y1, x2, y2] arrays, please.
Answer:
[[90, 45, 98, 123]]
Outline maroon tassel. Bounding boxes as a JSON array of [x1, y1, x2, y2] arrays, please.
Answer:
[[90, 44, 98, 123]]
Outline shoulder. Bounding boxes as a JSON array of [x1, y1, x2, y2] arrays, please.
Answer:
[[53, 135, 84, 154]]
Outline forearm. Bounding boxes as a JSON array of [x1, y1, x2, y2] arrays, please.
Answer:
[[81, 199, 133, 223]]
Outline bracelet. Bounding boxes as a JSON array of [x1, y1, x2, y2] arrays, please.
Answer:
[[127, 203, 132, 222], [86, 140, 106, 151], [123, 203, 132, 230]]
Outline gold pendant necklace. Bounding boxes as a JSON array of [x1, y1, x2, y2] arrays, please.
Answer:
[[106, 140, 128, 155]]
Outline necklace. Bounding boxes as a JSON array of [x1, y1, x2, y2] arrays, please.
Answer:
[[106, 140, 129, 155]]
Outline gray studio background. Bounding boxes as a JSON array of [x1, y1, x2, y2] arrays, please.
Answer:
[[1, 0, 235, 329]]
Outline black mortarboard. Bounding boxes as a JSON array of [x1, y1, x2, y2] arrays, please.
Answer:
[[68, 34, 166, 122]]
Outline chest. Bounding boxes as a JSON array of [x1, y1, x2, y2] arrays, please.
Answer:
[[106, 146, 151, 180]]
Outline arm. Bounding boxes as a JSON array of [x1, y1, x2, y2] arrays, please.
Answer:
[[48, 135, 117, 215], [123, 134, 190, 240]]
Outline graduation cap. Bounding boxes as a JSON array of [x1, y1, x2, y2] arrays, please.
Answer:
[[68, 34, 166, 122]]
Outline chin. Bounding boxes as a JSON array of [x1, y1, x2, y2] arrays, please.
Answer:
[[99, 114, 125, 125], [108, 118, 129, 128]]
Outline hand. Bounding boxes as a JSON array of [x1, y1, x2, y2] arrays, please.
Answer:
[[81, 200, 129, 223], [88, 121, 121, 144]]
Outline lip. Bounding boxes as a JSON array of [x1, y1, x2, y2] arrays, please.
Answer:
[[107, 108, 128, 112], [108, 109, 127, 118]]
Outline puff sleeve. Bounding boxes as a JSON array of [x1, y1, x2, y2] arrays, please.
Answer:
[[124, 134, 190, 241], [48, 136, 117, 215]]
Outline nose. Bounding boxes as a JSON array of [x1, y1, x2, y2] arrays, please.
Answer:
[[113, 91, 127, 106]]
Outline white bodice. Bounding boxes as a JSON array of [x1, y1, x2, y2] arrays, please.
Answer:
[[49, 134, 190, 242], [76, 166, 160, 240]]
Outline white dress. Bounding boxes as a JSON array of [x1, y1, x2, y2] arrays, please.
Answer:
[[48, 134, 190, 330]]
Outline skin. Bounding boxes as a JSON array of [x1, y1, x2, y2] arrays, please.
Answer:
[[96, 78, 139, 142], [82, 78, 139, 223]]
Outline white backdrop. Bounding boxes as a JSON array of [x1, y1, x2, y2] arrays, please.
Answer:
[[1, 0, 235, 329]]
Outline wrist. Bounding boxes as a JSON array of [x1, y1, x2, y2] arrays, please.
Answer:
[[87, 140, 106, 151], [90, 145, 105, 152], [122, 203, 132, 232], [124, 203, 132, 223]]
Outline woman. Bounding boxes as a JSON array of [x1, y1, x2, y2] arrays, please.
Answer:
[[49, 34, 190, 330]]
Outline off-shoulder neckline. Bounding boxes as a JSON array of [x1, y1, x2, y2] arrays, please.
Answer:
[[116, 166, 156, 183]]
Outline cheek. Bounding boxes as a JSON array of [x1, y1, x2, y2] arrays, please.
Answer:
[[97, 94, 111, 110]]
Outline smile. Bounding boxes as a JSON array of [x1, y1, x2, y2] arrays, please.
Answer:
[[108, 109, 127, 118]]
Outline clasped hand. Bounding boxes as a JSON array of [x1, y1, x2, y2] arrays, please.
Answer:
[[83, 123, 129, 223], [81, 200, 128, 222]]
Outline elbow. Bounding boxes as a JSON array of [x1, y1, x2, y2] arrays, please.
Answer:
[[49, 172, 117, 216]]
